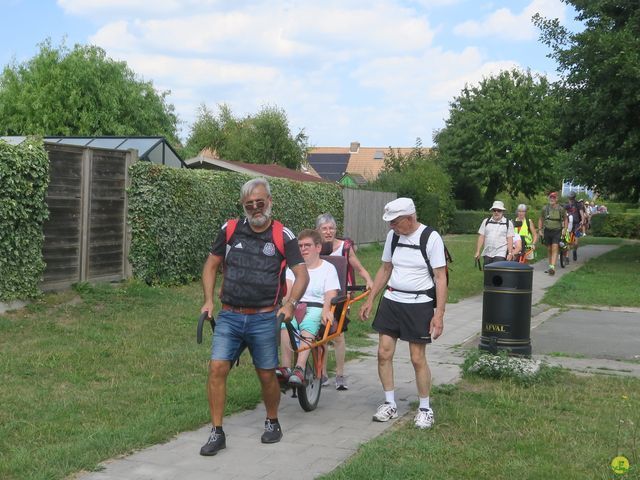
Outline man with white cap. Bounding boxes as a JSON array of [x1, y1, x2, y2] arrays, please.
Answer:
[[474, 200, 515, 267], [359, 197, 447, 429]]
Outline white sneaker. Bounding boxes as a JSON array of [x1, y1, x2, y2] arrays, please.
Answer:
[[372, 402, 398, 422], [414, 408, 434, 429]]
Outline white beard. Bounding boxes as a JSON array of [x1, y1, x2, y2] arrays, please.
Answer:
[[245, 203, 273, 227]]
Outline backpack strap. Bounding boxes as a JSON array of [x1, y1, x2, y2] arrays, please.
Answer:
[[271, 219, 286, 257], [270, 219, 287, 304], [225, 218, 239, 244], [391, 227, 439, 280], [341, 238, 356, 286]]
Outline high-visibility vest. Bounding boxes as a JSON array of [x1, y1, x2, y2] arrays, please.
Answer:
[[516, 218, 533, 247]]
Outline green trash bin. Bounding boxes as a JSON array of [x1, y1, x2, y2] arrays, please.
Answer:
[[479, 261, 533, 357]]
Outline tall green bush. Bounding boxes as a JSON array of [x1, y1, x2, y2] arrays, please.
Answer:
[[0, 138, 49, 301], [374, 156, 454, 232], [449, 210, 488, 234], [590, 213, 640, 239], [128, 163, 343, 285]]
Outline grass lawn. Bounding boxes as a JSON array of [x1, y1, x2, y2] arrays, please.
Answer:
[[542, 243, 640, 307], [321, 371, 640, 480], [0, 234, 481, 479], [0, 281, 261, 480]]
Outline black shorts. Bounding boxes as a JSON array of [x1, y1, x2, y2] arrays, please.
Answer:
[[544, 228, 562, 245], [372, 297, 434, 344]]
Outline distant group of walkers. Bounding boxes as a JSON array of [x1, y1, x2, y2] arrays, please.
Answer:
[[198, 178, 447, 457], [474, 191, 589, 275]]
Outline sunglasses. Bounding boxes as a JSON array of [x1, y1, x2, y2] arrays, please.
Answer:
[[243, 199, 266, 211], [491, 209, 503, 213]]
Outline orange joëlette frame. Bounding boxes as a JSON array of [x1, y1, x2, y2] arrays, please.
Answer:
[[286, 288, 370, 354]]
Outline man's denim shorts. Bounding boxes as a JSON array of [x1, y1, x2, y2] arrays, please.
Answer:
[[211, 310, 279, 369]]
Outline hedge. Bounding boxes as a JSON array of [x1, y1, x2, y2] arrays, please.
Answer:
[[0, 139, 49, 301], [590, 213, 640, 239], [128, 163, 344, 285], [449, 210, 488, 234]]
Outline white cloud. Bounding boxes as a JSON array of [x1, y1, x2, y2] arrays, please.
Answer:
[[53, 0, 560, 146], [453, 0, 565, 40], [90, 2, 435, 59]]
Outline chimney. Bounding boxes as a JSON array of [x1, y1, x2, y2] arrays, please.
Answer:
[[349, 141, 360, 153]]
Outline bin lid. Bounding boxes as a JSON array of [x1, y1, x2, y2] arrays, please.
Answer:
[[483, 260, 533, 272]]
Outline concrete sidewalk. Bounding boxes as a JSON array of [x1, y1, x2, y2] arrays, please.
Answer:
[[75, 244, 617, 480]]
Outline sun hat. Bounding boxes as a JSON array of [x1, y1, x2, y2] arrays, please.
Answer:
[[382, 197, 416, 221], [489, 200, 506, 211]]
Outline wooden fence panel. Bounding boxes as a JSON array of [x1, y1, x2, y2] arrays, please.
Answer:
[[87, 151, 128, 281], [41, 145, 131, 290], [342, 188, 396, 245], [41, 146, 83, 288]]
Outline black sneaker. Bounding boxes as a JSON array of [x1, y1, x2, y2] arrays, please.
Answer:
[[200, 428, 226, 456], [261, 419, 283, 444]]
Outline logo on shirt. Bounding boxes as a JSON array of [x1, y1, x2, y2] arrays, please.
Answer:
[[234, 242, 243, 249], [263, 242, 276, 256]]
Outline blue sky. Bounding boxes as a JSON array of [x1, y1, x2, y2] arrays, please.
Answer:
[[0, 0, 577, 148]]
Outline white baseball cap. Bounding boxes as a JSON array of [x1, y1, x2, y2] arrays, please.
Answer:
[[383, 197, 416, 221]]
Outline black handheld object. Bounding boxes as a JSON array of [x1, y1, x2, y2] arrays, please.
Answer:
[[197, 312, 215, 344], [281, 314, 298, 351]]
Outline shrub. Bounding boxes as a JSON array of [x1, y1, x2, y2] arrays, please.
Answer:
[[449, 210, 487, 234], [602, 202, 638, 214], [590, 213, 640, 239], [128, 163, 343, 285], [374, 157, 454, 232], [0, 138, 49, 301]]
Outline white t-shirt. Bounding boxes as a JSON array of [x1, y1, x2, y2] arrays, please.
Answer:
[[381, 225, 446, 304], [286, 259, 340, 304], [478, 216, 515, 257], [330, 240, 344, 256]]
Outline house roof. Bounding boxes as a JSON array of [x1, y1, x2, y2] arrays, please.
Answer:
[[0, 135, 185, 167], [308, 144, 421, 181], [185, 154, 330, 183], [340, 172, 369, 185], [306, 152, 351, 182]]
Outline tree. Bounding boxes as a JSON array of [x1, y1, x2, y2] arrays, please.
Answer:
[[534, 1, 640, 201], [434, 69, 561, 206], [373, 141, 454, 232], [184, 104, 308, 169], [0, 40, 178, 143]]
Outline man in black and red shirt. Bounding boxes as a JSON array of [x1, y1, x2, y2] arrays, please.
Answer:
[[200, 177, 309, 456]]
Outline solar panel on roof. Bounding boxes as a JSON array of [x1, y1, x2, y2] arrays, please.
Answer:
[[307, 153, 349, 182]]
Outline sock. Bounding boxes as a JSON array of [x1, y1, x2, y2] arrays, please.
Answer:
[[384, 390, 396, 407], [267, 417, 279, 424], [419, 396, 430, 410], [549, 264, 555, 269], [214, 426, 224, 433]]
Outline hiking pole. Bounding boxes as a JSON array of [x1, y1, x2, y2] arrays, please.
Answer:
[[197, 312, 216, 344]]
